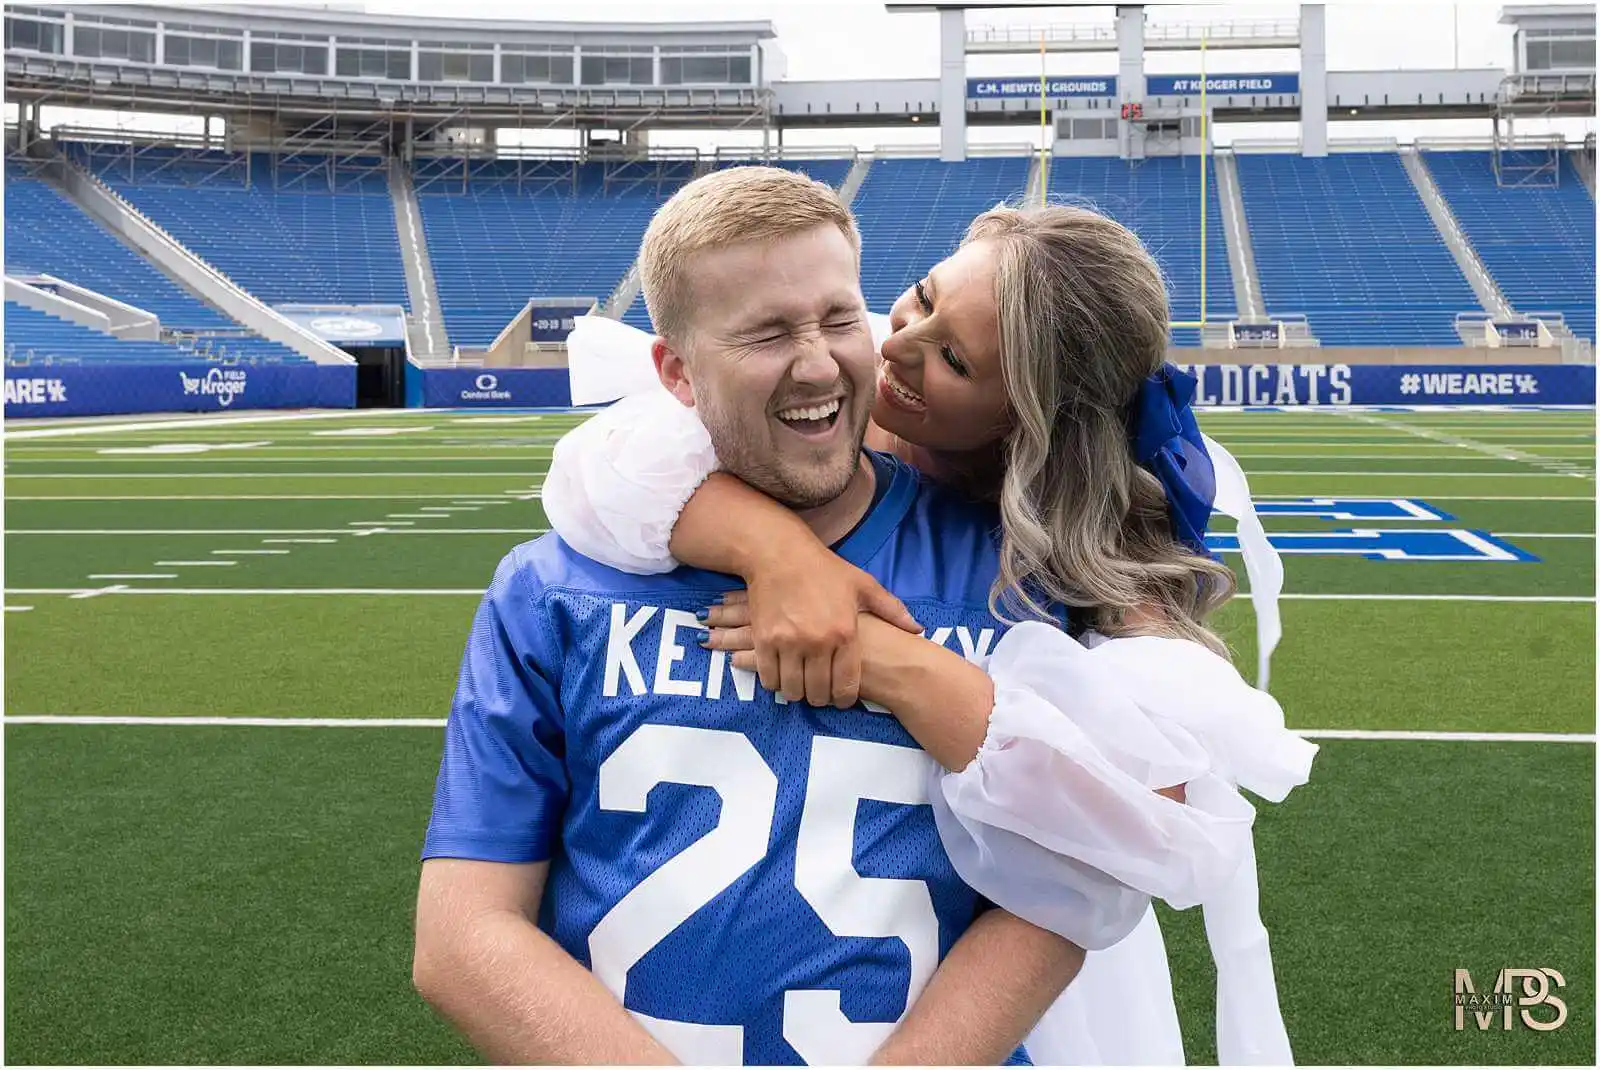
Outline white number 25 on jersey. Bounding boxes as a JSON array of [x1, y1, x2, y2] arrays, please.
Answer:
[[587, 724, 941, 1066]]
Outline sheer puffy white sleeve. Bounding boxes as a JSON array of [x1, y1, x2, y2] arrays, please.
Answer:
[[929, 621, 1318, 957], [545, 312, 893, 573]]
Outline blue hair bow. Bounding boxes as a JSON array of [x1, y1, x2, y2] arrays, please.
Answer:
[[1130, 364, 1216, 558]]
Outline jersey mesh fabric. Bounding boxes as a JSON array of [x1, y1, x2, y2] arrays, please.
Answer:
[[425, 453, 1041, 1065]]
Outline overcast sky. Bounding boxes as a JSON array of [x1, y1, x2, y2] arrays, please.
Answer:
[[17, 1, 1597, 146]]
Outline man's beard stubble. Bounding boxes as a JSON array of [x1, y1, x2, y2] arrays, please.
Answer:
[[698, 395, 868, 512]]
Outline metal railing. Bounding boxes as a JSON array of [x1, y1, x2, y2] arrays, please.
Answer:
[[711, 144, 860, 165], [869, 141, 1037, 159]]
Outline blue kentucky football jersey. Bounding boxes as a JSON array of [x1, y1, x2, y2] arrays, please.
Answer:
[[423, 452, 1039, 1066]]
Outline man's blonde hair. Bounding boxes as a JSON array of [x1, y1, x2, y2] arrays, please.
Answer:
[[638, 166, 861, 341]]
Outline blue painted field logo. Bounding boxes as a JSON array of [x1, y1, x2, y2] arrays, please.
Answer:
[[1453, 968, 1566, 1031], [178, 367, 247, 408]]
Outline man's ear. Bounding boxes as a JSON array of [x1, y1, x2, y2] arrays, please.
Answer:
[[652, 337, 696, 408]]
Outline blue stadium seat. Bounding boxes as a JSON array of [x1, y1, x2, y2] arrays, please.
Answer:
[[5, 165, 308, 363], [711, 156, 853, 189], [5, 170, 235, 331], [417, 159, 695, 348], [4, 301, 306, 365], [1423, 150, 1596, 341], [6, 301, 195, 362], [67, 143, 409, 309], [1042, 156, 1236, 346], [851, 157, 1034, 314], [1236, 152, 1479, 345]]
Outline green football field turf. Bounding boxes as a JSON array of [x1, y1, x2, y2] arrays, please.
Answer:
[[4, 405, 1595, 1066]]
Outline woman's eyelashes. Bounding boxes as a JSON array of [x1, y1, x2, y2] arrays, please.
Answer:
[[914, 280, 971, 379]]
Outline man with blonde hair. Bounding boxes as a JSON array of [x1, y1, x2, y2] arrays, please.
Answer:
[[414, 167, 1091, 1065]]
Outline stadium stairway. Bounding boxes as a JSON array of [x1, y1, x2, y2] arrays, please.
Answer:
[[69, 144, 409, 311], [1401, 148, 1514, 321], [1213, 151, 1267, 321], [1422, 150, 1597, 341], [388, 158, 451, 361], [1235, 151, 1480, 346], [1571, 148, 1597, 198]]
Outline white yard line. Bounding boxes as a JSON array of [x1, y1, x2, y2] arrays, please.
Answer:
[[0, 716, 450, 727], [10, 454, 557, 464], [4, 410, 387, 440], [1246, 471, 1593, 479], [210, 549, 292, 556], [86, 573, 178, 580], [1297, 729, 1593, 744], [1339, 410, 1595, 479], [5, 587, 487, 596], [68, 585, 129, 600], [1277, 593, 1592, 603]]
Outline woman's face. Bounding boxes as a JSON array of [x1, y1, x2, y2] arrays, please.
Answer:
[[874, 239, 1012, 453]]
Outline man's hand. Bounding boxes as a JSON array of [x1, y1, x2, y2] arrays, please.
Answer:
[[705, 548, 920, 708]]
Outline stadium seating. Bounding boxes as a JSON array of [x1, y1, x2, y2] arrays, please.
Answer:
[[66, 143, 409, 309], [5, 302, 307, 365], [1235, 151, 1480, 346], [5, 168, 305, 362], [5, 170, 236, 331], [417, 159, 695, 347], [851, 156, 1034, 314], [1423, 150, 1597, 341], [7, 301, 196, 362], [1042, 156, 1236, 346]]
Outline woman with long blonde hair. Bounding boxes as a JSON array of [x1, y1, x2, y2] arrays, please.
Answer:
[[546, 197, 1314, 1064]]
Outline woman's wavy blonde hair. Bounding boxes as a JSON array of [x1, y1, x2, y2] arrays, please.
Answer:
[[967, 203, 1236, 655]]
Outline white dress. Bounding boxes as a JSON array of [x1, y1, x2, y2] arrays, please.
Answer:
[[547, 315, 1318, 1066]]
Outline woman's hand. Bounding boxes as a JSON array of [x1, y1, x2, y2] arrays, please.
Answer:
[[702, 554, 920, 708]]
